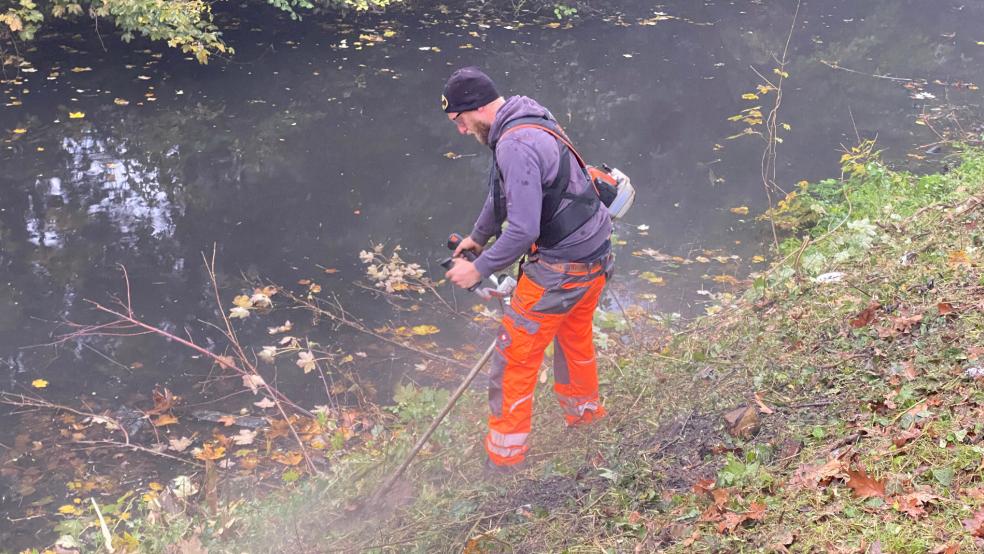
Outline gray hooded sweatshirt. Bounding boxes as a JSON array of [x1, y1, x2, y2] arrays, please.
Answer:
[[470, 96, 612, 278]]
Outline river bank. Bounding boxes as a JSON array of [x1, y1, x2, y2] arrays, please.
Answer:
[[21, 145, 982, 553]]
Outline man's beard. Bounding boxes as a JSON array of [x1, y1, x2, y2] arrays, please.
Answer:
[[474, 121, 491, 145]]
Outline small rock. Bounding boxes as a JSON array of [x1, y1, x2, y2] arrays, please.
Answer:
[[965, 367, 984, 380]]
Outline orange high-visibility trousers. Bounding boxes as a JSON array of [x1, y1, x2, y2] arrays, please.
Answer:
[[485, 259, 609, 466]]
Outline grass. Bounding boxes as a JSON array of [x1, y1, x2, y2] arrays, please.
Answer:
[[29, 147, 983, 553]]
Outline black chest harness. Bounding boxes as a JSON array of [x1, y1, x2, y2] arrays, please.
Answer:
[[489, 116, 600, 249]]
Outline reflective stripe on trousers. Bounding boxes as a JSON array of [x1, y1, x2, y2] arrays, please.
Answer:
[[485, 261, 607, 466]]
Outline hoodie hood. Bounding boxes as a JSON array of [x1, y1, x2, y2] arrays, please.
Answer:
[[488, 96, 555, 149]]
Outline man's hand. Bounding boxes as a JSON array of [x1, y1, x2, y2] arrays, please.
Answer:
[[445, 258, 482, 289], [454, 235, 484, 257]]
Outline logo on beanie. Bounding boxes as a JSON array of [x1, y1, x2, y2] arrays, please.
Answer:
[[441, 95, 449, 111]]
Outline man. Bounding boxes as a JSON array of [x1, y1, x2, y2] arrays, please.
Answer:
[[441, 66, 614, 470]]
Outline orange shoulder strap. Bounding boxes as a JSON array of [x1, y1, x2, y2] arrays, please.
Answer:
[[499, 123, 588, 169]]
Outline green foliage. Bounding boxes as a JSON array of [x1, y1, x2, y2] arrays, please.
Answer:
[[0, 0, 400, 63], [390, 382, 449, 425], [552, 2, 576, 19]]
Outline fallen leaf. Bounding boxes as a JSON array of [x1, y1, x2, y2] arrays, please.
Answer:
[[937, 302, 954, 315], [113, 98, 129, 106], [729, 206, 750, 215], [232, 429, 256, 446], [711, 488, 730, 507], [217, 415, 237, 427], [411, 324, 440, 336], [232, 294, 252, 308], [947, 250, 970, 267], [168, 436, 193, 452], [723, 405, 760, 438], [242, 374, 265, 394], [254, 397, 276, 409], [741, 93, 759, 100], [152, 414, 178, 426], [229, 306, 250, 319], [249, 293, 272, 308], [296, 351, 316, 374], [268, 320, 292, 334], [308, 283, 322, 293], [845, 468, 885, 499], [13, 128, 27, 134], [31, 379, 48, 389], [271, 450, 303, 466], [789, 458, 846, 489], [963, 507, 984, 537], [70, 66, 92, 72], [850, 301, 880, 328], [68, 111, 85, 119], [57, 504, 80, 515], [194, 442, 226, 461], [892, 427, 921, 447], [638, 271, 665, 285], [753, 392, 775, 414], [258, 346, 277, 363], [746, 502, 767, 521]]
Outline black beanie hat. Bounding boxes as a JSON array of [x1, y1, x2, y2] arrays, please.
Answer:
[[441, 66, 499, 113]]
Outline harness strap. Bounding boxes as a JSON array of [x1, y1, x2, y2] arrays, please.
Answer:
[[490, 116, 601, 249]]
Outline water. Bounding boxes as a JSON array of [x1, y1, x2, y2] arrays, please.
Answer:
[[1, 0, 983, 545]]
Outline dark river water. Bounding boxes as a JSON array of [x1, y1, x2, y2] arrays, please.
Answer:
[[1, 0, 983, 545]]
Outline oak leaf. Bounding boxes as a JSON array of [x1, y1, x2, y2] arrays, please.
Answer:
[[850, 302, 880, 328], [845, 468, 885, 499]]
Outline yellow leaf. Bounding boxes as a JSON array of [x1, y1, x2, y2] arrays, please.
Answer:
[[772, 68, 790, 78], [233, 295, 252, 308], [977, 41, 984, 46], [383, 29, 396, 38], [741, 93, 759, 100], [70, 66, 92, 73], [13, 128, 26, 134], [729, 206, 749, 215], [781, 123, 792, 131], [113, 98, 130, 106], [638, 271, 665, 285], [57, 504, 79, 515], [271, 450, 303, 465], [752, 255, 766, 263], [152, 414, 178, 426], [947, 250, 970, 266], [68, 112, 85, 119], [148, 482, 164, 492], [195, 442, 226, 461], [756, 84, 773, 94], [308, 283, 322, 293], [31, 379, 48, 389], [411, 324, 440, 336]]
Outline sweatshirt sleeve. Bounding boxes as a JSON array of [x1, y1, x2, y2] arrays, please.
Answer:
[[469, 189, 497, 246], [473, 139, 543, 278]]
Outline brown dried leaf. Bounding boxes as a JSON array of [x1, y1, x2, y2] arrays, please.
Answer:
[[724, 405, 760, 439], [850, 302, 880, 328], [964, 507, 984, 537], [152, 414, 178, 427], [753, 391, 775, 414], [845, 468, 885, 499], [271, 450, 303, 466], [937, 302, 954, 315]]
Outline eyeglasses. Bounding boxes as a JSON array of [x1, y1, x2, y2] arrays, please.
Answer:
[[452, 109, 474, 122]]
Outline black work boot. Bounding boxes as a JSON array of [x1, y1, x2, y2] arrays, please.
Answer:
[[483, 457, 527, 476]]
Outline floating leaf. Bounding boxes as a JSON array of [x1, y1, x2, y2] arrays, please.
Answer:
[[232, 429, 256, 446], [296, 351, 316, 374], [113, 98, 129, 106], [168, 436, 191, 451], [68, 111, 85, 119], [729, 206, 749, 215], [411, 324, 440, 336], [152, 414, 178, 426], [268, 321, 292, 334], [57, 504, 80, 515], [70, 66, 92, 73], [194, 442, 226, 461], [232, 295, 252, 308], [256, 346, 276, 364], [271, 450, 303, 466], [253, 397, 276, 409], [638, 271, 665, 285], [229, 306, 250, 319], [741, 93, 759, 100], [13, 128, 27, 134], [31, 379, 48, 389], [242, 374, 265, 394]]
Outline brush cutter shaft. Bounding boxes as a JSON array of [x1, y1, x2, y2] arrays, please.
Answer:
[[374, 340, 497, 500]]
